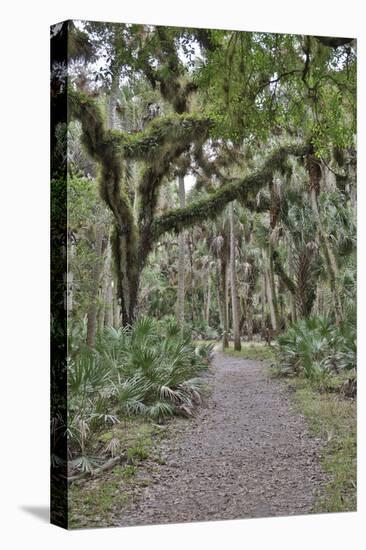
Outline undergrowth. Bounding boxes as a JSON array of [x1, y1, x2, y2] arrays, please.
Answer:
[[63, 316, 214, 477], [68, 417, 165, 528], [283, 377, 356, 513]]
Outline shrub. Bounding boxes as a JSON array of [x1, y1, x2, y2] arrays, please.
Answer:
[[66, 316, 211, 471], [274, 316, 356, 382]]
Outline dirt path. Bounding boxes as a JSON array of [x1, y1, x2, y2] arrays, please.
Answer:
[[114, 352, 326, 527]]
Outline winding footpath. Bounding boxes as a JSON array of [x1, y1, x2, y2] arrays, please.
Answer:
[[115, 351, 327, 527]]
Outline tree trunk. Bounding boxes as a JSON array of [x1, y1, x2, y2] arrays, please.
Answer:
[[268, 243, 280, 331], [260, 274, 266, 338], [216, 266, 224, 328], [187, 233, 195, 325], [205, 275, 211, 324], [98, 237, 112, 331], [247, 296, 253, 341], [106, 65, 141, 327], [239, 297, 246, 333], [229, 203, 241, 351], [66, 235, 75, 318], [86, 225, 104, 347], [113, 283, 120, 328], [113, 230, 139, 327], [226, 263, 230, 336], [310, 187, 342, 323], [105, 279, 114, 327], [264, 261, 277, 333], [108, 66, 121, 130], [221, 259, 229, 350], [176, 175, 186, 327], [98, 287, 106, 333], [287, 240, 297, 323]]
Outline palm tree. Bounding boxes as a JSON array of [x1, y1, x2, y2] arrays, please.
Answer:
[[306, 154, 343, 323], [176, 175, 186, 327], [252, 215, 279, 334], [272, 197, 321, 319], [210, 213, 230, 349], [229, 202, 241, 350]]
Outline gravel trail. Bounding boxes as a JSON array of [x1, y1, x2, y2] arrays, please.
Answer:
[[115, 352, 326, 527]]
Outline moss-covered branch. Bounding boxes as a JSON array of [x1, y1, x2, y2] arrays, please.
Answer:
[[127, 114, 213, 159], [68, 90, 212, 228], [314, 36, 354, 48], [136, 114, 213, 240], [68, 89, 213, 160], [138, 26, 197, 113], [68, 90, 132, 228], [68, 89, 107, 158], [68, 88, 137, 324], [152, 143, 311, 239], [68, 87, 215, 323]]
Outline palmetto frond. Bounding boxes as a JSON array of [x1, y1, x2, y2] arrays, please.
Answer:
[[67, 316, 211, 458]]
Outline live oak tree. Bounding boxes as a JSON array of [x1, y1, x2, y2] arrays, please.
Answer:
[[64, 23, 355, 327], [68, 87, 310, 325]]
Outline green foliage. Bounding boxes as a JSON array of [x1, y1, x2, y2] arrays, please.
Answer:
[[196, 31, 356, 152], [67, 175, 111, 321], [66, 24, 356, 328], [152, 143, 310, 238], [274, 316, 356, 382], [67, 316, 211, 472], [286, 377, 356, 512]]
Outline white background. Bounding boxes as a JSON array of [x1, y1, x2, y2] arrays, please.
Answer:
[[0, 1, 364, 548]]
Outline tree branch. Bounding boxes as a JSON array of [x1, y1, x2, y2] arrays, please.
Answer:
[[68, 90, 213, 224], [67, 454, 126, 483], [152, 143, 311, 239], [254, 70, 302, 98], [133, 114, 214, 260], [68, 88, 215, 271], [68, 89, 213, 162], [137, 26, 197, 113], [314, 36, 354, 48], [124, 114, 214, 161]]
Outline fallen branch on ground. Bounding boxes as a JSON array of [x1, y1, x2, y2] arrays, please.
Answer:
[[67, 453, 126, 484]]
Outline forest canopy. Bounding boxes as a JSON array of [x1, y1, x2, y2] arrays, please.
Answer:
[[51, 21, 356, 335]]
